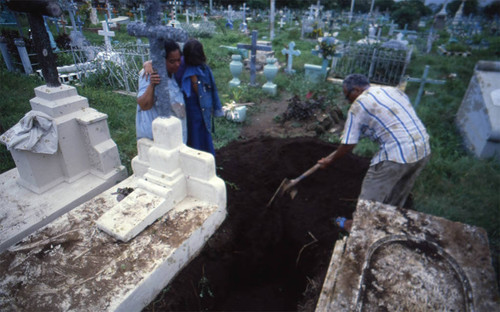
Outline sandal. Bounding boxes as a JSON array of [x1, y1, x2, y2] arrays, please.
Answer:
[[334, 217, 348, 230]]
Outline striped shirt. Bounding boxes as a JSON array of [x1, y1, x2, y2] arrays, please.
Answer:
[[341, 86, 430, 165]]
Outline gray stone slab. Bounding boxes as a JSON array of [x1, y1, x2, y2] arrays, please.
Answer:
[[316, 199, 500, 312]]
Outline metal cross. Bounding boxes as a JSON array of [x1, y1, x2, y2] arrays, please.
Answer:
[[237, 30, 272, 86]]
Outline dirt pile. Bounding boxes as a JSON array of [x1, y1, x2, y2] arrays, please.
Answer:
[[144, 136, 370, 311]]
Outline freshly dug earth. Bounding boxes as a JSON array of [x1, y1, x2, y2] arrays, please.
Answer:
[[144, 137, 371, 311]]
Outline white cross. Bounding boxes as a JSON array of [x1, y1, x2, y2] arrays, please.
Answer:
[[98, 20, 115, 52], [278, 17, 285, 28], [282, 41, 301, 74], [226, 5, 233, 20]]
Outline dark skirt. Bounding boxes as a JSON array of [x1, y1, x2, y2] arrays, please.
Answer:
[[185, 93, 215, 156]]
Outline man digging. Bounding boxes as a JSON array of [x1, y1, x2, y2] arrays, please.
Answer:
[[318, 74, 431, 232]]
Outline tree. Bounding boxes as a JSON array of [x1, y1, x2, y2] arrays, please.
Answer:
[[248, 0, 267, 10], [391, 0, 431, 29], [374, 0, 396, 13], [446, 0, 478, 17], [482, 1, 500, 20]]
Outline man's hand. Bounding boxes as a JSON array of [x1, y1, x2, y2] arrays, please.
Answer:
[[317, 144, 356, 169], [318, 156, 333, 169]]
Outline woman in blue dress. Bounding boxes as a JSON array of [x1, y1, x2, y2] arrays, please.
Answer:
[[181, 39, 224, 156]]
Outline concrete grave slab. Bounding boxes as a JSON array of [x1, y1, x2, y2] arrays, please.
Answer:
[[456, 61, 500, 161], [316, 199, 500, 312], [0, 175, 226, 311], [0, 84, 127, 253]]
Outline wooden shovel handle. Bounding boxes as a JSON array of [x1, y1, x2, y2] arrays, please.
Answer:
[[291, 149, 337, 185]]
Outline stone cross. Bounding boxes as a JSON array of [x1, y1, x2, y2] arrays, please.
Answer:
[[98, 20, 115, 52], [237, 30, 272, 86], [282, 41, 300, 74], [241, 2, 247, 21], [6, 0, 62, 87], [406, 65, 445, 108], [278, 17, 285, 28], [138, 5, 145, 22], [225, 5, 233, 20], [127, 0, 188, 117]]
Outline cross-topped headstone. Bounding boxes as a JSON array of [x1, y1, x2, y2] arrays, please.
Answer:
[[127, 0, 188, 117], [406, 65, 445, 108], [278, 17, 285, 28], [237, 30, 273, 86], [282, 41, 301, 74], [98, 20, 115, 52], [137, 5, 145, 22], [6, 0, 62, 87]]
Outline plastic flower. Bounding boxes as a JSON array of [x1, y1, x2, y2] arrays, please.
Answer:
[[318, 37, 336, 60]]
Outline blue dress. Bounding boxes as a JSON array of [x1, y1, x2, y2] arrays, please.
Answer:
[[181, 64, 223, 156]]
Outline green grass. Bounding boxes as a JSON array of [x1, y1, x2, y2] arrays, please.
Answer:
[[1, 21, 499, 282]]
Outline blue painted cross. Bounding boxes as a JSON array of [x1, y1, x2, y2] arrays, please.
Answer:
[[282, 41, 300, 74], [237, 30, 272, 86], [406, 65, 445, 108]]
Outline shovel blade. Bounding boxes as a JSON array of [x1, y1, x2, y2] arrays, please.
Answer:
[[266, 178, 291, 208]]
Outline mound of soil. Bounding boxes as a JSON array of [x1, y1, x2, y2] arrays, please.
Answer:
[[144, 137, 370, 311]]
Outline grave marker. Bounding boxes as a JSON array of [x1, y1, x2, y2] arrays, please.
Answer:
[[456, 61, 500, 161], [98, 20, 115, 52], [237, 30, 272, 86], [1, 0, 127, 252], [282, 41, 301, 74], [406, 65, 445, 107]]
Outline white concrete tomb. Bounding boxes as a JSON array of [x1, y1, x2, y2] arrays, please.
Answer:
[[0, 84, 127, 253], [96, 117, 226, 242], [0, 117, 227, 311]]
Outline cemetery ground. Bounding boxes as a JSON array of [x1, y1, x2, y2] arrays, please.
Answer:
[[1, 15, 500, 310]]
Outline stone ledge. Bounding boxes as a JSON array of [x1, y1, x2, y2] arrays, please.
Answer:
[[0, 175, 227, 311]]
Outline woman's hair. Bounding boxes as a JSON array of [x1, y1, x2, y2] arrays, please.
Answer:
[[343, 74, 370, 93], [164, 39, 181, 59], [183, 39, 206, 66]]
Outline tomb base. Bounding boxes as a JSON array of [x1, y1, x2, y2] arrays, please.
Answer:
[[316, 200, 500, 312], [262, 82, 277, 96], [0, 166, 127, 253], [304, 64, 328, 83], [0, 175, 226, 311]]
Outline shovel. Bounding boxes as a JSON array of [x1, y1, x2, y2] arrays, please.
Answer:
[[266, 163, 322, 208], [266, 149, 339, 208]]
